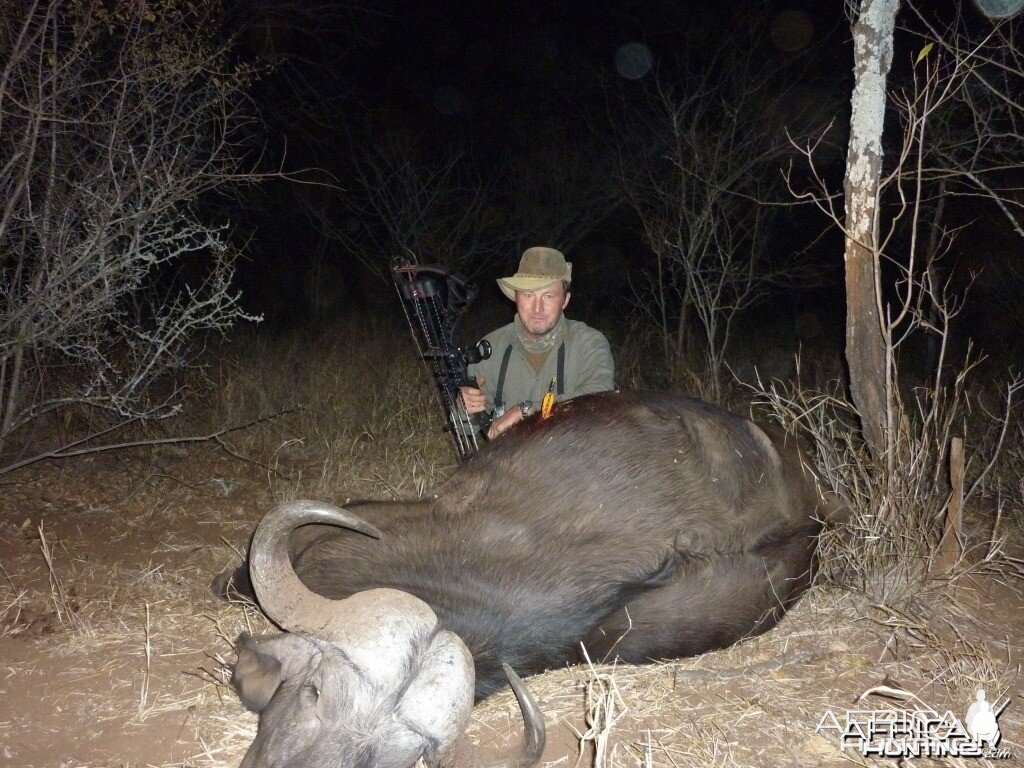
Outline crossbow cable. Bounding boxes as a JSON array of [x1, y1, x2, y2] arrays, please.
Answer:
[[392, 257, 491, 460]]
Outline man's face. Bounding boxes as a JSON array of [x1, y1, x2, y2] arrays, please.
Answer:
[[515, 281, 570, 339]]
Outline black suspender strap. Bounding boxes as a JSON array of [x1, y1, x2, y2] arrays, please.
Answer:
[[494, 344, 514, 406], [496, 341, 564, 405], [556, 342, 565, 395]]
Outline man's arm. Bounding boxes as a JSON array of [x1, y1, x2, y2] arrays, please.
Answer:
[[461, 375, 526, 440], [572, 330, 615, 396]]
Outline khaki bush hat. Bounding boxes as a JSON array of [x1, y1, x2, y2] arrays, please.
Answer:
[[497, 247, 572, 301]]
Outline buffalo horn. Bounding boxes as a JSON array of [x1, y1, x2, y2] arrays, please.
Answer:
[[248, 500, 382, 637], [487, 664, 546, 768]]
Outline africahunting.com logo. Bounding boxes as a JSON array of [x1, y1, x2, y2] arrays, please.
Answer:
[[816, 688, 1011, 760]]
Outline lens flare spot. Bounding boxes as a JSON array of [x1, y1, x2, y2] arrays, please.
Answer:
[[614, 42, 653, 80], [973, 0, 1024, 18]]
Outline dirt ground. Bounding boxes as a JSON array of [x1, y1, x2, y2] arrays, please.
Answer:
[[1, 443, 1022, 768]]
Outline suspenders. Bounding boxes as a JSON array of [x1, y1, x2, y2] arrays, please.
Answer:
[[494, 345, 514, 407], [556, 342, 565, 395], [494, 342, 565, 407]]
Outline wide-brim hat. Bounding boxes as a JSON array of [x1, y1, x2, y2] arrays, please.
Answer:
[[497, 246, 572, 301]]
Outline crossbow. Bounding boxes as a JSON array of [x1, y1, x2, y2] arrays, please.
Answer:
[[392, 256, 491, 460]]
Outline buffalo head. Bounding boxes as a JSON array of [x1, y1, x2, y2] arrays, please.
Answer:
[[231, 500, 544, 768]]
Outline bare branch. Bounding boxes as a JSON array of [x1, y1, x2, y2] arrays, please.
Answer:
[[0, 0, 262, 469], [611, 31, 833, 400], [0, 408, 297, 476]]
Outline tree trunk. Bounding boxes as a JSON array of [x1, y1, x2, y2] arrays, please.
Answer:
[[844, 0, 900, 460]]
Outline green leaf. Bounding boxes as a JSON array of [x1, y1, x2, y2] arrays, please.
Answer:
[[915, 42, 934, 65]]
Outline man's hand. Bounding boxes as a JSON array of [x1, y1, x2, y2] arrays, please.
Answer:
[[460, 377, 487, 415]]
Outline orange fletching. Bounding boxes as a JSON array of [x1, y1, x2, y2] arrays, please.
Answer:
[[541, 390, 555, 419]]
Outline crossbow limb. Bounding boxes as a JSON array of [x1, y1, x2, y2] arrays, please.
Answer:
[[392, 256, 491, 460]]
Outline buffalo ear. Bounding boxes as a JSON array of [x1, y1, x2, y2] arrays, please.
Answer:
[[231, 633, 288, 713]]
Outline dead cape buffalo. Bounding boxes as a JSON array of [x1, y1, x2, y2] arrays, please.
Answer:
[[225, 390, 842, 768]]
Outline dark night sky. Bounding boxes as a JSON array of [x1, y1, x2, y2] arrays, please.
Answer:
[[226, 0, 1024, 360], [234, 1, 852, 298], [344, 1, 850, 143], [232, 0, 855, 158]]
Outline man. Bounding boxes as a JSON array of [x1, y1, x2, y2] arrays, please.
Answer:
[[461, 246, 614, 440]]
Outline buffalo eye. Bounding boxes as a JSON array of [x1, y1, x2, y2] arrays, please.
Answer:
[[301, 681, 321, 705]]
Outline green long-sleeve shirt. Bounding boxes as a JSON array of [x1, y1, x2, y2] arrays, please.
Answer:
[[466, 319, 614, 412]]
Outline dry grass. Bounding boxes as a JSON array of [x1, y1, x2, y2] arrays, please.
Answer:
[[0, 583, 28, 637], [753, 359, 1024, 602], [200, 318, 456, 502], [467, 588, 1021, 768]]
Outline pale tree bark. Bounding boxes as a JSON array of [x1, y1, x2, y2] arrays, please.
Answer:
[[844, 0, 901, 460]]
